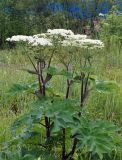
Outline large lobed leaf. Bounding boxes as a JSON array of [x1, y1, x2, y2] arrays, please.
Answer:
[[72, 119, 121, 159], [7, 82, 38, 95]]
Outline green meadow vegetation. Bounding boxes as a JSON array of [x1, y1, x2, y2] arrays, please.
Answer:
[[0, 3, 122, 160]]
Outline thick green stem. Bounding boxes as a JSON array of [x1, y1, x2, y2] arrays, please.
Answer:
[[62, 128, 66, 160], [62, 78, 72, 160], [66, 80, 70, 99], [43, 54, 54, 140], [80, 77, 84, 108], [65, 138, 78, 160], [42, 82, 50, 139], [84, 73, 89, 99], [38, 61, 50, 140], [45, 116, 50, 139], [37, 61, 42, 94]]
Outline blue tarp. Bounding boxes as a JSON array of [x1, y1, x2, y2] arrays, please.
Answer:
[[48, 0, 122, 19], [1, 0, 122, 18]]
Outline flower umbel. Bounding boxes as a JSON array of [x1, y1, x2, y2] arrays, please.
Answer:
[[6, 29, 104, 49]]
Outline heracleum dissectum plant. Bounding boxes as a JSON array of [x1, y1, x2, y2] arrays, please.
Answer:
[[3, 29, 120, 160]]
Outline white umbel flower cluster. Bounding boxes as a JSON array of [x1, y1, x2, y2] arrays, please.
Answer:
[[6, 35, 52, 46], [6, 29, 104, 49], [47, 29, 74, 37], [62, 38, 104, 49], [6, 35, 34, 43], [31, 38, 52, 46], [66, 34, 87, 40]]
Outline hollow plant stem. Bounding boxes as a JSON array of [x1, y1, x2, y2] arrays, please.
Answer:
[[62, 128, 66, 160], [38, 61, 50, 140], [62, 79, 71, 160], [65, 138, 78, 160], [37, 61, 42, 93], [80, 77, 84, 108], [45, 116, 50, 139]]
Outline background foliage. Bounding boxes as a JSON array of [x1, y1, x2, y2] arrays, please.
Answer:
[[0, 0, 122, 47]]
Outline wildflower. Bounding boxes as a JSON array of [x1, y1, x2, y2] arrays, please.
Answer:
[[62, 38, 104, 49], [33, 33, 47, 39], [66, 34, 87, 40], [6, 35, 52, 46], [7, 35, 34, 42], [47, 29, 74, 37], [6, 29, 104, 49], [32, 38, 52, 46]]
